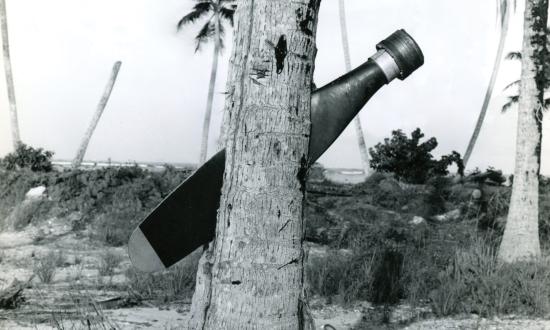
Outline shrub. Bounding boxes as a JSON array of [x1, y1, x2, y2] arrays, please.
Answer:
[[466, 167, 507, 185], [1, 143, 53, 172], [306, 249, 376, 305], [424, 176, 452, 216], [34, 252, 58, 283], [98, 251, 122, 277], [95, 197, 146, 246], [369, 128, 463, 184], [368, 248, 404, 305]]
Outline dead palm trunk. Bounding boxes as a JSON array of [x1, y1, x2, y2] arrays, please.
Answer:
[[463, 2, 512, 167], [72, 61, 122, 168], [0, 0, 21, 149], [498, 0, 547, 263], [338, 0, 370, 175], [198, 17, 221, 165], [187, 0, 321, 328]]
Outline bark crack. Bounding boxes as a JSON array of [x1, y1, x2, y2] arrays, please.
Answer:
[[277, 258, 298, 270]]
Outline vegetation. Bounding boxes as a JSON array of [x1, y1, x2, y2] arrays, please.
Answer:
[[0, 164, 193, 244], [2, 156, 550, 326], [126, 251, 200, 302], [1, 143, 53, 172], [98, 251, 122, 277], [33, 251, 59, 284], [369, 128, 464, 184]]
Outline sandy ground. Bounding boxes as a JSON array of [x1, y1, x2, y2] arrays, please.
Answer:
[[0, 216, 363, 329], [2, 212, 550, 329]]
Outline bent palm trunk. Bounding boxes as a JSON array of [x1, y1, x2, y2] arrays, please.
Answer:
[[498, 0, 548, 263], [338, 0, 370, 175], [72, 61, 122, 168], [0, 0, 21, 149], [463, 2, 511, 167]]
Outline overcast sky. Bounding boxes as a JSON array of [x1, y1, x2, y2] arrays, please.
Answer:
[[0, 0, 547, 174]]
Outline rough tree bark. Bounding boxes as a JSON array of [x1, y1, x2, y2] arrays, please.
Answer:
[[0, 0, 21, 149], [188, 0, 321, 328], [338, 0, 370, 175], [498, 0, 548, 263], [72, 61, 122, 168]]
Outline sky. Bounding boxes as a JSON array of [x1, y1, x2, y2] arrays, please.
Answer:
[[0, 0, 547, 174]]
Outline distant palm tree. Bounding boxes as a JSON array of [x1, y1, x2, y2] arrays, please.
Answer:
[[0, 0, 21, 149], [463, 0, 515, 167], [178, 0, 236, 164], [338, 0, 370, 175]]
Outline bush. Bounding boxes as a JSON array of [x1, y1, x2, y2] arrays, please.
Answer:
[[369, 128, 463, 184], [1, 143, 53, 172], [98, 251, 122, 277], [306, 249, 376, 305], [33, 252, 58, 283], [368, 249, 404, 305], [466, 167, 507, 185]]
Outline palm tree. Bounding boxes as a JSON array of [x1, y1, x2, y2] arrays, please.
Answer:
[[498, 0, 548, 263], [72, 61, 122, 168], [338, 0, 370, 175], [177, 0, 236, 165], [0, 0, 21, 149], [187, 0, 322, 327], [463, 0, 515, 167]]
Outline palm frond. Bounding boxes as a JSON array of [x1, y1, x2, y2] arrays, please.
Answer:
[[177, 2, 212, 30], [501, 95, 519, 113], [220, 6, 236, 26], [505, 51, 522, 60], [503, 79, 520, 91], [195, 20, 216, 52]]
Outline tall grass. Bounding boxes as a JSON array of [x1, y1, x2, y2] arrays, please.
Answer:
[[126, 251, 201, 302], [430, 238, 550, 317], [33, 251, 59, 283]]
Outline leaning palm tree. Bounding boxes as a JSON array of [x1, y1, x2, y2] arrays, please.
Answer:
[[178, 0, 236, 165], [463, 0, 515, 167], [498, 0, 548, 263], [72, 61, 122, 168], [338, 0, 370, 175], [0, 0, 21, 149]]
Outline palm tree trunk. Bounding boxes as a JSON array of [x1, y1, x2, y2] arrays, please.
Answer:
[[187, 0, 321, 328], [198, 18, 220, 165], [0, 0, 21, 149], [498, 0, 548, 263], [72, 61, 122, 168], [338, 0, 370, 175], [463, 2, 511, 167]]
